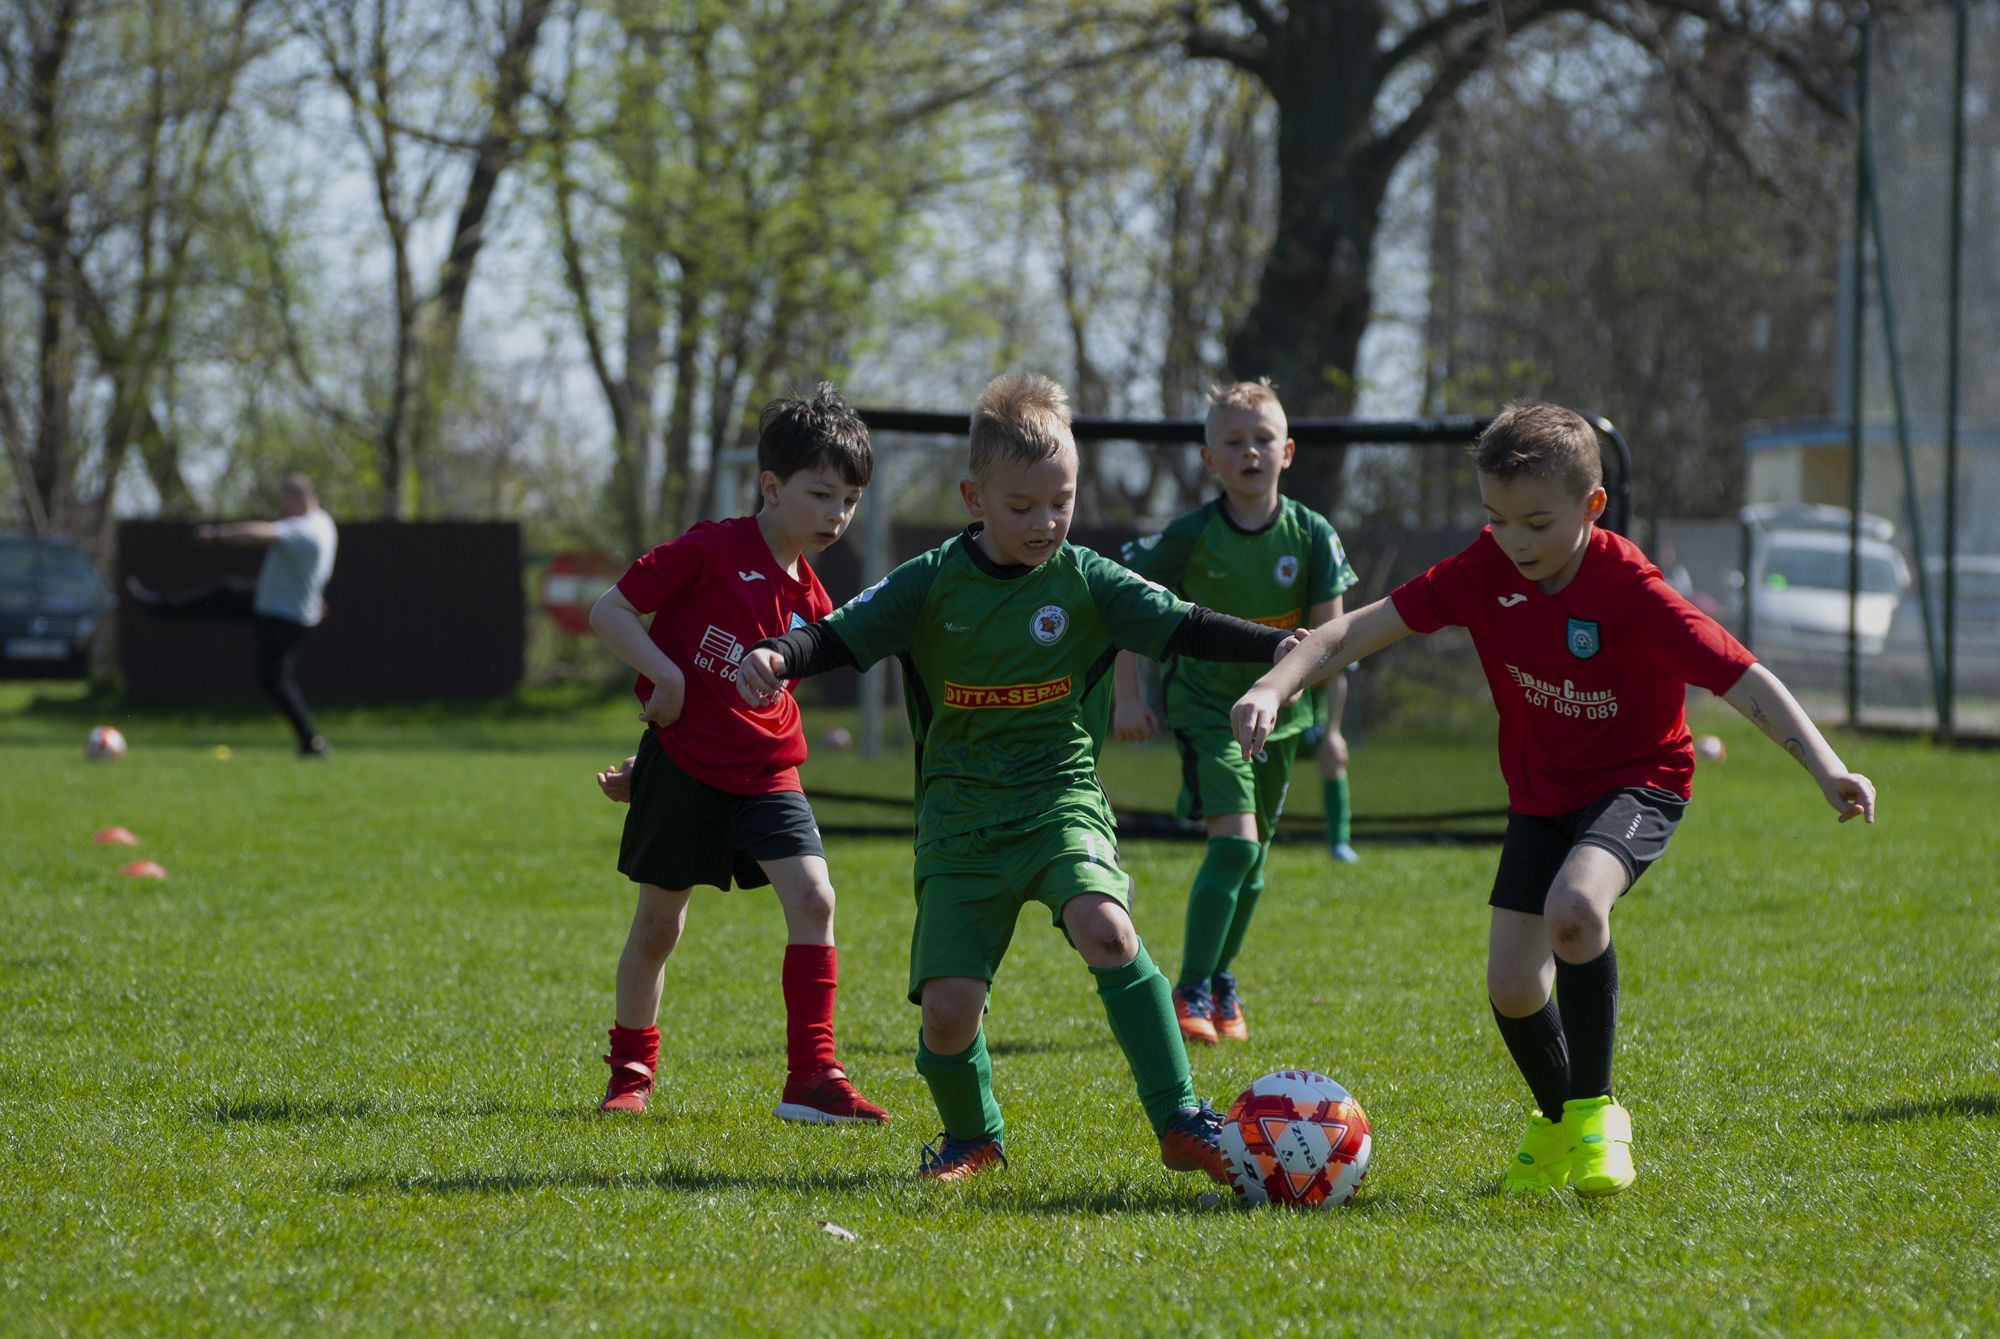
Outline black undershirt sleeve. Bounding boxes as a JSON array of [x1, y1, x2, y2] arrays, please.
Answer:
[[752, 622, 857, 679], [1164, 606, 1295, 663]]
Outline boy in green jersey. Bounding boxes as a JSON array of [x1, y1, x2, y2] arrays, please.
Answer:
[[1111, 380, 1359, 1045], [738, 373, 1298, 1186]]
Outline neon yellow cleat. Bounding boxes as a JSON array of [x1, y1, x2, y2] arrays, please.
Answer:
[[1564, 1095, 1635, 1198], [1502, 1110, 1572, 1194]]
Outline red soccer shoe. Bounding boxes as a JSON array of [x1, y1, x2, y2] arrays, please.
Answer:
[[773, 1067, 891, 1126]]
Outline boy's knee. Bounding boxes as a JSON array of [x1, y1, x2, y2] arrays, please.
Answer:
[[920, 981, 986, 1053], [1544, 889, 1607, 953], [1064, 899, 1137, 967], [1488, 978, 1549, 1018]]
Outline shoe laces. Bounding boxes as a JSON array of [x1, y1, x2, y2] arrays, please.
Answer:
[[1209, 972, 1239, 1018], [919, 1132, 1004, 1175], [1163, 1101, 1225, 1149], [1177, 981, 1214, 1019]]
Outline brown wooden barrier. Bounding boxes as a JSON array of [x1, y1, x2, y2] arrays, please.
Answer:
[[116, 520, 523, 703]]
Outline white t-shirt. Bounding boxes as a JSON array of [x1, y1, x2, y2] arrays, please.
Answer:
[[253, 509, 338, 626]]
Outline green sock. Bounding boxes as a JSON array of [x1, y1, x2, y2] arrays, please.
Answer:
[[1093, 941, 1197, 1134], [1177, 835, 1262, 987], [1323, 775, 1352, 849], [1215, 839, 1269, 973], [915, 1028, 1003, 1143]]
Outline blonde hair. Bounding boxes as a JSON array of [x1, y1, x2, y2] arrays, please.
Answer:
[[970, 373, 1074, 477], [1206, 377, 1283, 415], [1474, 402, 1603, 498]]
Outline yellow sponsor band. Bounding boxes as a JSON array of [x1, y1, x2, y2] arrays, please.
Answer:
[[1247, 610, 1302, 630], [943, 676, 1073, 709]]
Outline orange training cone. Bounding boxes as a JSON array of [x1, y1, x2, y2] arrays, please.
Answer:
[[119, 860, 168, 879], [93, 827, 140, 846]]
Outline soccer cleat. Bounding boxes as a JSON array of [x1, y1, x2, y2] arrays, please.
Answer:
[[918, 1132, 1006, 1182], [1502, 1109, 1572, 1193], [1329, 842, 1361, 864], [1209, 971, 1248, 1042], [1158, 1102, 1235, 1186], [1564, 1095, 1635, 1198], [773, 1067, 891, 1126], [1173, 981, 1218, 1046], [599, 1055, 654, 1114]]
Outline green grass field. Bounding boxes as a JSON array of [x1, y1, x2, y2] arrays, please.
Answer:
[[2, 683, 1995, 1336]]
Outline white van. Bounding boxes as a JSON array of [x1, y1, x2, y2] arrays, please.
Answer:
[[1739, 504, 1911, 655]]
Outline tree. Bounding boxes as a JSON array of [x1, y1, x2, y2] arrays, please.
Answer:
[[1178, 0, 1859, 511], [284, 0, 551, 519], [543, 0, 951, 553], [0, 0, 278, 540]]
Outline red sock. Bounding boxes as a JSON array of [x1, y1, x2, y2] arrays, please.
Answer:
[[781, 944, 839, 1080], [607, 1023, 658, 1073]]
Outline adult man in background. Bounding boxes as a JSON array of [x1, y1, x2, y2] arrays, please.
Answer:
[[129, 473, 337, 757]]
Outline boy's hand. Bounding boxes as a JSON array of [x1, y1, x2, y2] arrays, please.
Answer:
[[1232, 684, 1282, 760], [736, 647, 788, 709], [640, 666, 686, 728], [1113, 699, 1161, 742], [1274, 628, 1309, 664], [596, 756, 637, 803], [1822, 770, 1876, 824]]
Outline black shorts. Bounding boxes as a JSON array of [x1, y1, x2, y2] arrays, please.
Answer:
[[617, 731, 824, 892], [1488, 786, 1687, 915]]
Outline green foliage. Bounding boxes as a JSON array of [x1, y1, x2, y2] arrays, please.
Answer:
[[1, 690, 1994, 1334]]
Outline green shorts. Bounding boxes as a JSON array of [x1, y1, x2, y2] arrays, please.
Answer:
[[908, 803, 1131, 1004], [1173, 728, 1299, 839]]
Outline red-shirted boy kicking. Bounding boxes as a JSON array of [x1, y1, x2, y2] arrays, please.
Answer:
[[586, 383, 889, 1126], [1233, 403, 1874, 1198]]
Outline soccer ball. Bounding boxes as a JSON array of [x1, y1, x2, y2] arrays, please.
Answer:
[[85, 725, 127, 761], [1694, 734, 1727, 762], [1219, 1069, 1371, 1208]]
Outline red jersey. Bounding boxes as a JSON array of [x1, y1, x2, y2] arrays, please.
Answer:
[[616, 516, 833, 795], [1390, 526, 1756, 815]]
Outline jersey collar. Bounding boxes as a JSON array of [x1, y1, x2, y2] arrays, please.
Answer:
[[1213, 496, 1284, 536], [960, 523, 1040, 581]]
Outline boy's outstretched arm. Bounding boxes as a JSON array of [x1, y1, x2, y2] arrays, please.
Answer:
[[589, 586, 686, 728], [737, 621, 857, 709], [1232, 597, 1413, 758], [1721, 662, 1876, 823]]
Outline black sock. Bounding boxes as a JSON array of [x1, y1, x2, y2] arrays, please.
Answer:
[[1556, 943, 1618, 1103], [1491, 998, 1569, 1116]]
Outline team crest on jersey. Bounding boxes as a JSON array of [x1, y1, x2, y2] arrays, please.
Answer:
[[1031, 604, 1068, 646], [788, 611, 808, 631], [1274, 554, 1300, 587], [1566, 618, 1601, 659]]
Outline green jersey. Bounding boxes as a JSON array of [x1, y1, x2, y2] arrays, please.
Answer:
[[824, 527, 1191, 845], [1120, 496, 1356, 741]]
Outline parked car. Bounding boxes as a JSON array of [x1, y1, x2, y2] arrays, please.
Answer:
[[1735, 503, 1911, 655], [1889, 553, 2000, 656], [0, 533, 112, 678]]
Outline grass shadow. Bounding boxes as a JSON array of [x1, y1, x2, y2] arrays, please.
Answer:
[[328, 1163, 895, 1197], [204, 1094, 517, 1125], [1838, 1093, 2000, 1124]]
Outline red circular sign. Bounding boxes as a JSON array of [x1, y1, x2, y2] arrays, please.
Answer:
[[540, 550, 624, 635]]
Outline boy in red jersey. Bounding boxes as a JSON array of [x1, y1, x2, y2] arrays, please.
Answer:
[[586, 383, 889, 1126], [1232, 403, 1876, 1199]]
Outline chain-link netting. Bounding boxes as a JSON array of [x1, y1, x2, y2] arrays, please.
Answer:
[[1840, 3, 2000, 734]]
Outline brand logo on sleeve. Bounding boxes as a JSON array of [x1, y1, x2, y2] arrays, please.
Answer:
[[1030, 605, 1068, 645], [1566, 618, 1601, 659], [1274, 555, 1300, 587], [943, 677, 1072, 709], [850, 577, 888, 605]]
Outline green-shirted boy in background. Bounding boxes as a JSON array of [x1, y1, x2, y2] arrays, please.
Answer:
[[737, 373, 1297, 1186], [1111, 379, 1359, 1045]]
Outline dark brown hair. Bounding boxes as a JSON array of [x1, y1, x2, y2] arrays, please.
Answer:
[[1473, 403, 1602, 497], [758, 382, 873, 486]]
